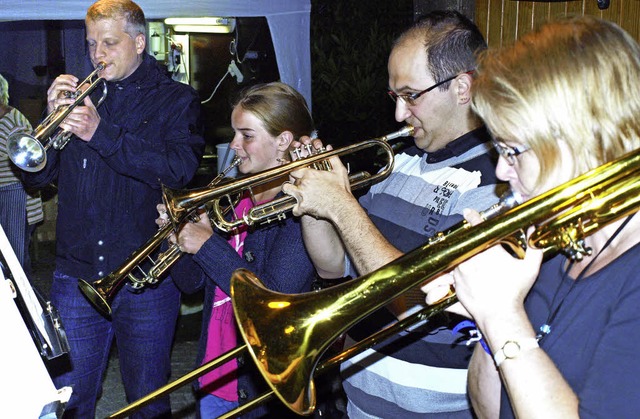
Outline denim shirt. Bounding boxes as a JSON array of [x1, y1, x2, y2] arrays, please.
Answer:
[[23, 53, 205, 281]]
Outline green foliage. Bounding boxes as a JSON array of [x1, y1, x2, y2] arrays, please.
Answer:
[[310, 0, 413, 147]]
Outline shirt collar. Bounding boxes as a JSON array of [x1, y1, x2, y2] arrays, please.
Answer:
[[405, 127, 490, 163], [107, 52, 152, 88]]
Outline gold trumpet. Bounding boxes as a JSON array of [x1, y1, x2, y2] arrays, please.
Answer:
[[78, 156, 243, 317], [79, 125, 414, 316], [163, 125, 415, 230], [7, 62, 108, 172], [108, 145, 640, 418]]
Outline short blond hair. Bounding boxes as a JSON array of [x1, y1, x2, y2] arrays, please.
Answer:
[[473, 16, 640, 187], [86, 0, 145, 38]]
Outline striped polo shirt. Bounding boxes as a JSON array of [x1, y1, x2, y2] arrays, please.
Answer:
[[341, 127, 505, 418]]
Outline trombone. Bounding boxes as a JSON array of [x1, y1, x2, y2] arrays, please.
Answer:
[[79, 125, 415, 316], [108, 145, 640, 418], [7, 62, 108, 172]]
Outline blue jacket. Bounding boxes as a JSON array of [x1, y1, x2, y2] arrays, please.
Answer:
[[171, 209, 316, 418], [23, 53, 204, 280]]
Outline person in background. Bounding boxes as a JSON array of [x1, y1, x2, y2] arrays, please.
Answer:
[[423, 15, 640, 418], [162, 82, 317, 418], [282, 10, 505, 418], [0, 73, 44, 275], [21, 0, 204, 417]]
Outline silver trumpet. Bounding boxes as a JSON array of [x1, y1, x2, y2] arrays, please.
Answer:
[[7, 62, 108, 172], [78, 125, 414, 316]]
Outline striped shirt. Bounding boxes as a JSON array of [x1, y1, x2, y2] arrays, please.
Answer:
[[342, 127, 505, 418], [0, 107, 43, 225]]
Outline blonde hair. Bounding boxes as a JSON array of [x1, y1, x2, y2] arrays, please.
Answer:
[[232, 82, 315, 141], [0, 74, 8, 106], [473, 16, 640, 187], [86, 0, 146, 38]]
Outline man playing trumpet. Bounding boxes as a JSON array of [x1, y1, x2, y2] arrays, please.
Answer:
[[283, 10, 506, 418], [21, 0, 204, 417]]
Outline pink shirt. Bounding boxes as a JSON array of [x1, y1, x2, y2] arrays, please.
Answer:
[[198, 194, 254, 401]]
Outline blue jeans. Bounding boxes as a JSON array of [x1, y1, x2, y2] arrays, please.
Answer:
[[198, 393, 239, 418], [50, 270, 180, 418]]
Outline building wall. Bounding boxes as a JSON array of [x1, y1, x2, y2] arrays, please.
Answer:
[[414, 0, 640, 44], [476, 0, 639, 46]]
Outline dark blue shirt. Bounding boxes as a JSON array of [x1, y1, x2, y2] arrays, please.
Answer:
[[500, 243, 640, 418], [23, 53, 204, 281]]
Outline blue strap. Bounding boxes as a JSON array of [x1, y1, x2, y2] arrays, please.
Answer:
[[453, 320, 492, 355]]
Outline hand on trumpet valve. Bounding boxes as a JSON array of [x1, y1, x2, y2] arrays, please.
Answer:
[[155, 203, 170, 228], [57, 95, 100, 142], [290, 135, 326, 162], [282, 152, 353, 218], [47, 74, 80, 113], [167, 211, 213, 255]]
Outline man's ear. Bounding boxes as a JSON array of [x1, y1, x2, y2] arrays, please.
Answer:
[[456, 72, 473, 105], [135, 33, 146, 54], [277, 131, 294, 151]]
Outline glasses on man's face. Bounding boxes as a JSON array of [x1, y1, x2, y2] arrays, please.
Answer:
[[492, 139, 530, 166], [387, 70, 474, 106]]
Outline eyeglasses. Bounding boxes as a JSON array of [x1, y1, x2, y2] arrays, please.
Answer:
[[387, 71, 474, 106], [492, 139, 530, 166]]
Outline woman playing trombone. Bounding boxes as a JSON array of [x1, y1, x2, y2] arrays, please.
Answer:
[[423, 16, 640, 418], [158, 82, 317, 418]]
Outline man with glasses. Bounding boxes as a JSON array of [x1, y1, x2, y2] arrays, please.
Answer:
[[284, 10, 505, 418]]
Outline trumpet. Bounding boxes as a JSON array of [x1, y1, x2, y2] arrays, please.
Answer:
[[108, 145, 640, 418], [164, 124, 415, 230], [7, 62, 108, 172], [78, 156, 243, 317], [79, 126, 415, 316]]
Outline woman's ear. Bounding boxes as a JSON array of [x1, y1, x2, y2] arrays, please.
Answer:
[[277, 131, 294, 152]]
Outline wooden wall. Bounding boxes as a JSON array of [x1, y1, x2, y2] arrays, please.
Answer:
[[474, 0, 640, 47]]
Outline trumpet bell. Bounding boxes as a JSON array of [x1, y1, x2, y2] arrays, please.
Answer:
[[6, 132, 46, 172], [78, 278, 112, 316]]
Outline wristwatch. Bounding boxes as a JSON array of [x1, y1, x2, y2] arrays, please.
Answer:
[[493, 338, 539, 367]]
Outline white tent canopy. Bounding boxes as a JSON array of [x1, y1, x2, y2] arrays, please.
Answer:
[[0, 0, 312, 103]]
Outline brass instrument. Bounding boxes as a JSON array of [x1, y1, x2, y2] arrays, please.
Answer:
[[78, 156, 242, 317], [106, 192, 517, 419], [79, 126, 414, 316], [163, 125, 415, 230], [108, 145, 640, 419], [7, 62, 108, 172]]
